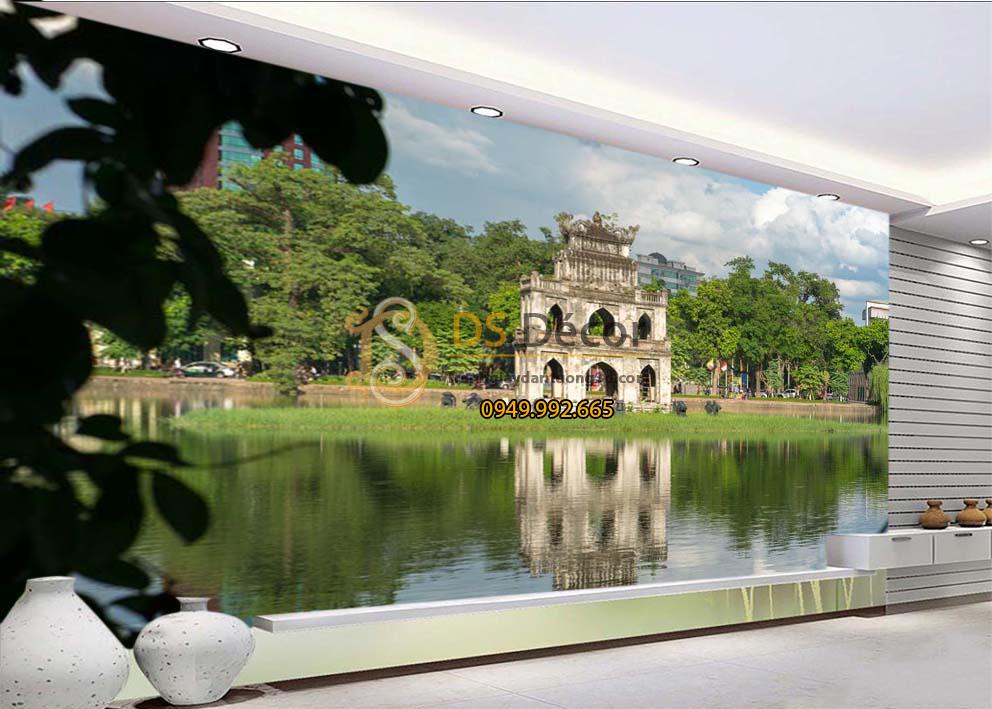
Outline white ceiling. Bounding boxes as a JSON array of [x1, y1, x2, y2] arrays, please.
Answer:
[[42, 1, 992, 244]]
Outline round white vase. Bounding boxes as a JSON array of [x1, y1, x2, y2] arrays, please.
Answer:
[[0, 576, 130, 709], [134, 597, 254, 706]]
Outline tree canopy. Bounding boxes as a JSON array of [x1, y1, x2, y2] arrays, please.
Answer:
[[0, 2, 389, 644], [668, 259, 887, 397]]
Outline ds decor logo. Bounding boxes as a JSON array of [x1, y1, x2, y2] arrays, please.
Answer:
[[346, 297, 437, 406]]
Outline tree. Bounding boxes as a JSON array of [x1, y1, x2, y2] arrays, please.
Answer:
[[858, 318, 889, 370], [794, 364, 828, 399], [0, 202, 56, 282], [825, 318, 865, 375], [0, 4, 387, 643], [868, 363, 889, 419], [829, 370, 850, 397], [180, 158, 397, 388], [416, 301, 487, 380], [765, 359, 785, 393]]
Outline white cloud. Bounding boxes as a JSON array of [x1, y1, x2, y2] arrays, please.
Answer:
[[558, 145, 888, 318], [833, 278, 884, 298], [383, 101, 503, 176]]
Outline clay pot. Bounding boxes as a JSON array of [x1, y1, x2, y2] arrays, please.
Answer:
[[0, 576, 129, 709], [985, 499, 992, 526], [919, 500, 949, 529], [957, 499, 987, 527], [134, 597, 254, 706]]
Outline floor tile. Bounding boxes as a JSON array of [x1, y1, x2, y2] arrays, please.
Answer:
[[420, 692, 564, 708], [254, 671, 503, 709], [447, 643, 703, 693], [125, 601, 992, 708], [522, 660, 833, 709]]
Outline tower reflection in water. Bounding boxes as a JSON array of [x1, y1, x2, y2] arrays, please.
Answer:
[[515, 439, 671, 591]]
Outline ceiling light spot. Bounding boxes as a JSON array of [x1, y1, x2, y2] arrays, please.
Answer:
[[672, 157, 700, 167], [198, 37, 241, 53], [816, 193, 840, 201], [969, 238, 989, 246], [470, 106, 503, 118]]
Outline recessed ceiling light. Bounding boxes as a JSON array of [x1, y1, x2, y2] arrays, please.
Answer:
[[470, 106, 503, 118], [969, 238, 990, 246], [672, 157, 700, 167], [198, 37, 241, 53], [816, 193, 840, 201]]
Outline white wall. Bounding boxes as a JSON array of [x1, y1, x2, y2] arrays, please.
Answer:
[[887, 226, 992, 604]]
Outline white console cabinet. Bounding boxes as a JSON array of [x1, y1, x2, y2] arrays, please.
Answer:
[[827, 526, 991, 570]]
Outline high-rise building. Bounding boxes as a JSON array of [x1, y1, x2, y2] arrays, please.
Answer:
[[635, 252, 704, 295], [182, 122, 327, 190], [862, 300, 890, 324]]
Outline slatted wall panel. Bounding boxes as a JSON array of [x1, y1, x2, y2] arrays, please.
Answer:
[[887, 226, 992, 604]]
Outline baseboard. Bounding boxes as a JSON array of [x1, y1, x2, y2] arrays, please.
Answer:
[[267, 606, 885, 693], [885, 591, 992, 615]]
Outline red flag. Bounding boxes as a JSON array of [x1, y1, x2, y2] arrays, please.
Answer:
[[24, 199, 34, 210], [2, 196, 14, 212], [43, 201, 54, 213]]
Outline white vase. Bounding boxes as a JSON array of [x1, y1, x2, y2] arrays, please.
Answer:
[[134, 597, 254, 706], [0, 576, 130, 709]]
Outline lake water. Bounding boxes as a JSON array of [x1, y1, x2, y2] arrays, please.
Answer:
[[74, 390, 887, 621]]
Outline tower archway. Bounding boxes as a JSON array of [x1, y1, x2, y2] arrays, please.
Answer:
[[639, 365, 657, 402], [587, 308, 616, 338], [585, 361, 619, 398], [547, 304, 564, 334], [637, 313, 651, 340], [543, 357, 565, 397]]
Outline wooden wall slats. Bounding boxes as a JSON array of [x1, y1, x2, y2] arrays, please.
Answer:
[[889, 265, 992, 299], [890, 347, 992, 368], [886, 227, 992, 605], [889, 409, 992, 426], [888, 473, 992, 486], [889, 292, 992, 321], [890, 423, 992, 439], [890, 304, 992, 332], [890, 252, 992, 289], [890, 435, 992, 449], [887, 498, 991, 513], [890, 240, 992, 275], [891, 399, 992, 415], [890, 371, 990, 390], [890, 382, 992, 403], [887, 486, 992, 500], [889, 278, 992, 310], [890, 321, 992, 347]]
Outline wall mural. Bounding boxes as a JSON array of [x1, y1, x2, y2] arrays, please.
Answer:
[[2, 26, 888, 626]]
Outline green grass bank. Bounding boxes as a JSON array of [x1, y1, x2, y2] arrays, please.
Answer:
[[169, 406, 884, 437]]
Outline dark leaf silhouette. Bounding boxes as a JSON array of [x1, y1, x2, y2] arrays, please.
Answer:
[[122, 442, 190, 467], [0, 1, 386, 641], [76, 414, 131, 442], [151, 472, 209, 543]]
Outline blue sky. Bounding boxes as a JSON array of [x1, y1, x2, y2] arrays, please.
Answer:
[[2, 61, 888, 321]]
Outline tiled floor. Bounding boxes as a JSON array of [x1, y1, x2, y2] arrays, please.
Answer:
[[127, 601, 992, 709]]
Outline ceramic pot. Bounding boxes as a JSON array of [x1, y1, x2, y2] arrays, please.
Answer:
[[134, 597, 254, 706], [985, 499, 992, 526], [0, 576, 129, 709], [919, 500, 949, 529], [957, 499, 986, 527]]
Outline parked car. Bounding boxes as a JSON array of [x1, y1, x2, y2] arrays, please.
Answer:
[[782, 389, 798, 398], [179, 361, 236, 378]]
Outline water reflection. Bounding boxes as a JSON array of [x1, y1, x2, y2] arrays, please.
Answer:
[[70, 391, 886, 619], [516, 439, 670, 590]]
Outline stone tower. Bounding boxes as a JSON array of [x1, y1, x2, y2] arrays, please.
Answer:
[[513, 213, 672, 411]]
